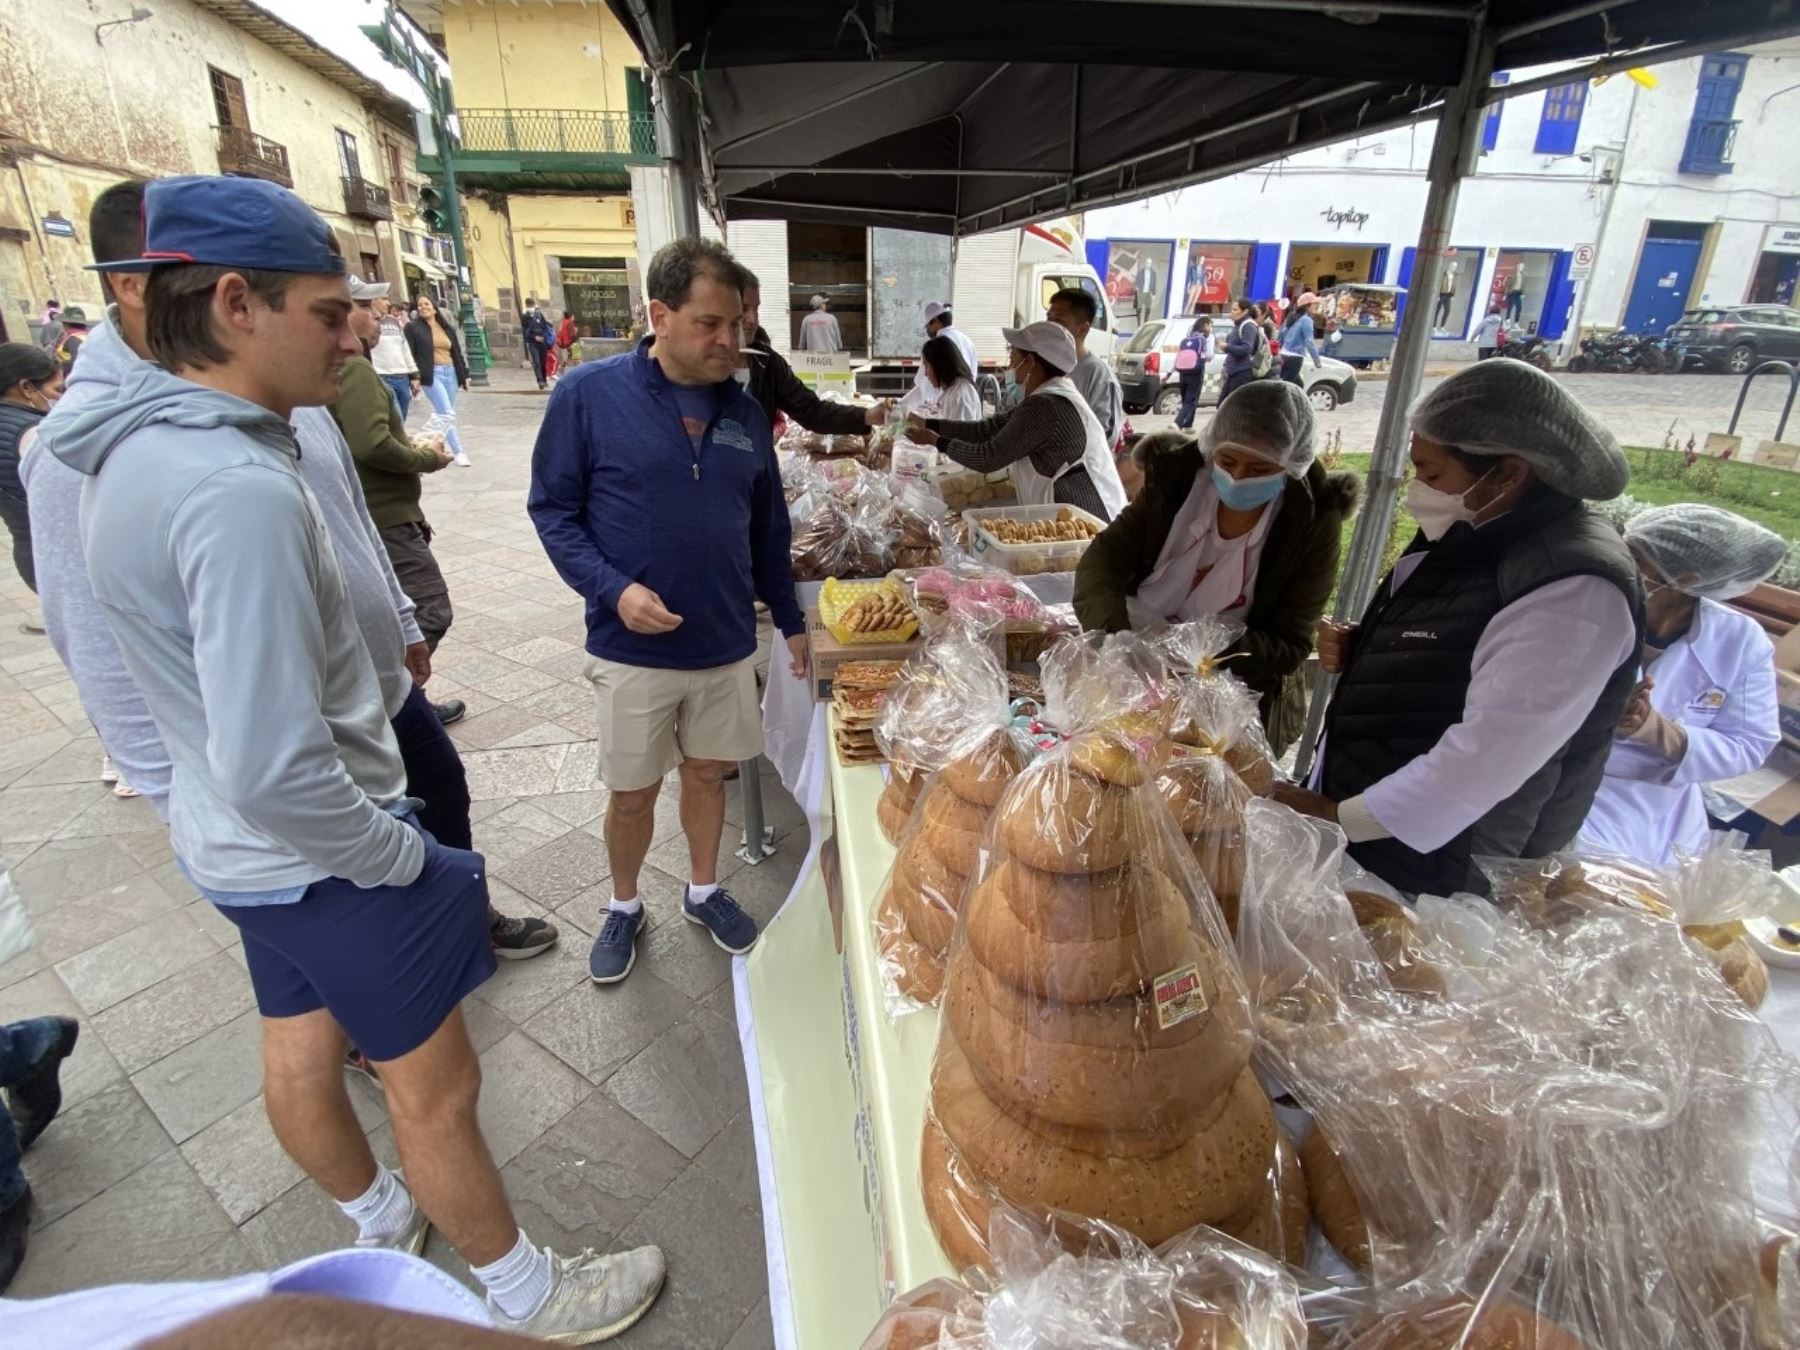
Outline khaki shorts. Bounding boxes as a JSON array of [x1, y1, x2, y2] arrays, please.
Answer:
[[585, 655, 763, 791]]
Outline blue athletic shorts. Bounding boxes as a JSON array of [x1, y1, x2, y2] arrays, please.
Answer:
[[218, 833, 497, 1062]]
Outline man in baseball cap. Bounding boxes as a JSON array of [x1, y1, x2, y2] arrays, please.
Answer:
[[40, 177, 664, 1339], [905, 318, 1127, 520]]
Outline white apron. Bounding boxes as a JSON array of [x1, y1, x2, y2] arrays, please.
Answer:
[[1010, 377, 1128, 519]]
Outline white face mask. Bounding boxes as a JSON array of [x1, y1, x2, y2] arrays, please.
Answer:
[[1405, 468, 1495, 542]]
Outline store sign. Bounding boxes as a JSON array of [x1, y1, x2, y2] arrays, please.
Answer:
[[39, 215, 75, 238], [620, 201, 636, 229], [1319, 205, 1370, 232], [1569, 243, 1596, 278], [1189, 255, 1231, 305], [794, 350, 855, 395], [1764, 225, 1800, 256]]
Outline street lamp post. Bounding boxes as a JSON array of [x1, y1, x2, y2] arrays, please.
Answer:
[[364, 5, 490, 385]]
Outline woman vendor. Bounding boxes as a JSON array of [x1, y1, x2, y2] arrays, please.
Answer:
[[1275, 359, 1643, 898], [1072, 381, 1360, 751], [1578, 504, 1784, 864], [905, 321, 1127, 522]]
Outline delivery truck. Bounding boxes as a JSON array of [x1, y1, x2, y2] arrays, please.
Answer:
[[630, 167, 1115, 396]]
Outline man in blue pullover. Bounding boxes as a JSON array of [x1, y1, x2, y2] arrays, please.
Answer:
[[529, 237, 807, 986]]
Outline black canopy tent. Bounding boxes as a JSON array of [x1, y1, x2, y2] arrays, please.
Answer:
[[607, 0, 1800, 773]]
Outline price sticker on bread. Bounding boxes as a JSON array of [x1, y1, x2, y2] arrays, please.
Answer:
[[1153, 961, 1207, 1030]]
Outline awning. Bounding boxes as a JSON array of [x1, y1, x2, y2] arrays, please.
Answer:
[[607, 0, 1800, 236], [402, 253, 449, 281]]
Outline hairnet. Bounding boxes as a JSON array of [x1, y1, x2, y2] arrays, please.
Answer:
[[1200, 378, 1316, 475], [1410, 357, 1628, 500], [1625, 503, 1788, 600]]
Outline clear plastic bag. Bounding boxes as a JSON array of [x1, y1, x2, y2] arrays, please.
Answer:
[[861, 1204, 1308, 1349], [1153, 619, 1274, 795], [906, 562, 1047, 632], [789, 480, 892, 580], [921, 633, 1290, 1274], [1233, 800, 1800, 1348]]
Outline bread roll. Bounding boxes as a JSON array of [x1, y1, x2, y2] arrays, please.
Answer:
[[1703, 934, 1768, 1009], [940, 728, 1029, 808], [983, 857, 1174, 943], [944, 940, 1251, 1137], [1225, 742, 1274, 797], [1299, 1122, 1370, 1269], [893, 833, 964, 957], [994, 767, 1144, 874], [1159, 755, 1248, 836], [877, 783, 913, 848], [1275, 1131, 1310, 1267], [934, 1039, 1277, 1245], [1346, 890, 1446, 1000], [963, 854, 1195, 1004], [919, 781, 990, 877], [1065, 731, 1149, 787], [1191, 831, 1245, 936], [1344, 1297, 1589, 1350], [875, 885, 946, 1004], [921, 1109, 996, 1275]]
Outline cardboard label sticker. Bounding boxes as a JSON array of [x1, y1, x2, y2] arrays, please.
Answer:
[[1153, 962, 1206, 1030]]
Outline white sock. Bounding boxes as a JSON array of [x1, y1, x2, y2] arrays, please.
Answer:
[[338, 1164, 415, 1243], [688, 881, 718, 904], [473, 1228, 555, 1320], [609, 895, 643, 916]]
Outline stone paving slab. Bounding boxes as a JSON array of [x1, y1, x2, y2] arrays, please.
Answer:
[[0, 371, 807, 1348]]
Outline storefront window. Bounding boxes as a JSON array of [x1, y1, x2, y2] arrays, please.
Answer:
[[1317, 287, 1399, 330], [1102, 241, 1173, 327], [1427, 246, 1486, 337], [562, 260, 633, 337], [1285, 244, 1382, 295], [1182, 242, 1253, 315], [1490, 250, 1558, 331]]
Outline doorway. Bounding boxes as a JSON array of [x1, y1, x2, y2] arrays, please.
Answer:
[[1284, 243, 1385, 296], [786, 223, 866, 354], [1621, 222, 1710, 334], [560, 256, 633, 337]]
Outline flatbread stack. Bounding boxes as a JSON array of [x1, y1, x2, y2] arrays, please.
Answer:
[[832, 661, 904, 765]]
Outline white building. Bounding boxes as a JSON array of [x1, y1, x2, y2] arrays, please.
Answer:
[[1086, 39, 1800, 350]]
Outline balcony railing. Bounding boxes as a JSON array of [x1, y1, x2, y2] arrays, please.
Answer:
[[215, 125, 293, 188], [342, 175, 393, 221], [1679, 117, 1739, 176], [453, 108, 657, 159]]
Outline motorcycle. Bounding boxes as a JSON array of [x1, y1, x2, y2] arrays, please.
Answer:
[[1495, 328, 1553, 371], [1566, 331, 1644, 374], [1636, 332, 1687, 374]]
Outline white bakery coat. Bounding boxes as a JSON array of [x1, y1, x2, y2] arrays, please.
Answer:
[[900, 325, 981, 413], [1579, 599, 1779, 864]]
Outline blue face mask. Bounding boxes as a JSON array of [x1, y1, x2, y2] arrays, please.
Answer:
[[1212, 463, 1286, 510]]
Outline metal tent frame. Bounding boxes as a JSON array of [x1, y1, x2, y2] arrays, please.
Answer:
[[608, 0, 1800, 784]]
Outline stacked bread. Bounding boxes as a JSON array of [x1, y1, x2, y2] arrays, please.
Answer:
[[922, 727, 1303, 1273], [874, 730, 1027, 1005]]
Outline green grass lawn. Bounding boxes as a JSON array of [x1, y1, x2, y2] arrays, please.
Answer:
[[1321, 446, 1800, 606]]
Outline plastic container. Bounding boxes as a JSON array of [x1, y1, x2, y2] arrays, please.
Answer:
[[965, 504, 1108, 576], [820, 577, 920, 645]]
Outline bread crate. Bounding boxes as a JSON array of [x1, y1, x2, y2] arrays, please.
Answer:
[[964, 504, 1108, 576]]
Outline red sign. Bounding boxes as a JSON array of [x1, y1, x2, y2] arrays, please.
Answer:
[[1190, 256, 1231, 306]]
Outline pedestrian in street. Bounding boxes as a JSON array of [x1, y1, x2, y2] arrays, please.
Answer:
[[0, 343, 62, 595], [0, 1014, 79, 1291], [403, 296, 470, 467], [1474, 304, 1504, 360], [1278, 291, 1323, 388], [40, 174, 661, 1339], [335, 289, 463, 713], [35, 301, 62, 353], [798, 292, 843, 353], [555, 309, 579, 372], [1074, 382, 1360, 752], [1221, 297, 1265, 403], [529, 236, 809, 986], [1046, 286, 1124, 449], [52, 306, 91, 377], [368, 295, 420, 419], [738, 270, 891, 434], [522, 302, 554, 389], [1172, 314, 1213, 431], [1275, 359, 1641, 899], [904, 321, 1128, 522]]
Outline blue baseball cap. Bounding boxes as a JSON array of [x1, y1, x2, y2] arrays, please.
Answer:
[[92, 175, 345, 275]]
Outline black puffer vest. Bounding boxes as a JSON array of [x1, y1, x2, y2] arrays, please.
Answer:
[[1321, 489, 1644, 897]]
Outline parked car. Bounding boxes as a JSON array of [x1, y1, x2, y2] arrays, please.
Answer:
[[1114, 315, 1359, 415], [1666, 305, 1800, 374]]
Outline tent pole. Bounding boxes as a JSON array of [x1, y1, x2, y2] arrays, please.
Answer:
[[1291, 6, 1494, 783], [657, 72, 702, 238]]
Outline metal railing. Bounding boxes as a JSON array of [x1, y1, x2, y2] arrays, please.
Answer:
[[215, 125, 293, 187], [453, 108, 657, 158], [1679, 117, 1739, 175], [341, 175, 393, 221]]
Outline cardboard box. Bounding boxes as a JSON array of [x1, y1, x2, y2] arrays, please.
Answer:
[[805, 607, 919, 701], [1780, 670, 1800, 752]]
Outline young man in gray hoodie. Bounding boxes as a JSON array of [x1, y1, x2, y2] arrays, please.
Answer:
[[38, 175, 662, 1340]]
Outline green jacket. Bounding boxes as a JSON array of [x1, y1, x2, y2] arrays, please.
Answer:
[[1073, 443, 1360, 751], [332, 356, 443, 529]]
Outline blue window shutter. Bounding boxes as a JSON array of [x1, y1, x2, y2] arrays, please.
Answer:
[[1481, 72, 1510, 152], [1681, 54, 1748, 175], [1539, 252, 1575, 339], [1394, 247, 1417, 325], [1533, 82, 1586, 155], [1248, 245, 1280, 304]]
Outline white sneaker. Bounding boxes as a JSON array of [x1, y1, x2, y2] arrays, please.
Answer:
[[488, 1243, 666, 1344], [453, 452, 472, 467], [353, 1201, 430, 1256], [101, 755, 119, 785]]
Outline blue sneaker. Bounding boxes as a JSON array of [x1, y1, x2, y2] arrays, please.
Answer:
[[589, 906, 644, 985], [683, 885, 759, 954]]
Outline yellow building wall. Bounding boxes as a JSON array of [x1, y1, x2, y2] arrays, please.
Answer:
[[0, 0, 416, 323], [439, 0, 640, 113]]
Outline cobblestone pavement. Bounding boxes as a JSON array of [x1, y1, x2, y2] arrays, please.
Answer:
[[1134, 366, 1800, 458], [0, 361, 791, 1349]]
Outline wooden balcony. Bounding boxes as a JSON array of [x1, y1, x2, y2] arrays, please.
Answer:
[[215, 125, 293, 188], [342, 175, 394, 221]]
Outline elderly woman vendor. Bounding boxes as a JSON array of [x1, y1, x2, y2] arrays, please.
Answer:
[[1578, 504, 1785, 865], [1073, 381, 1360, 751], [1276, 360, 1643, 897]]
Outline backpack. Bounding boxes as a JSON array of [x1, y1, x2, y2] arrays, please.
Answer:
[[1247, 321, 1273, 377], [1174, 330, 1204, 371]]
